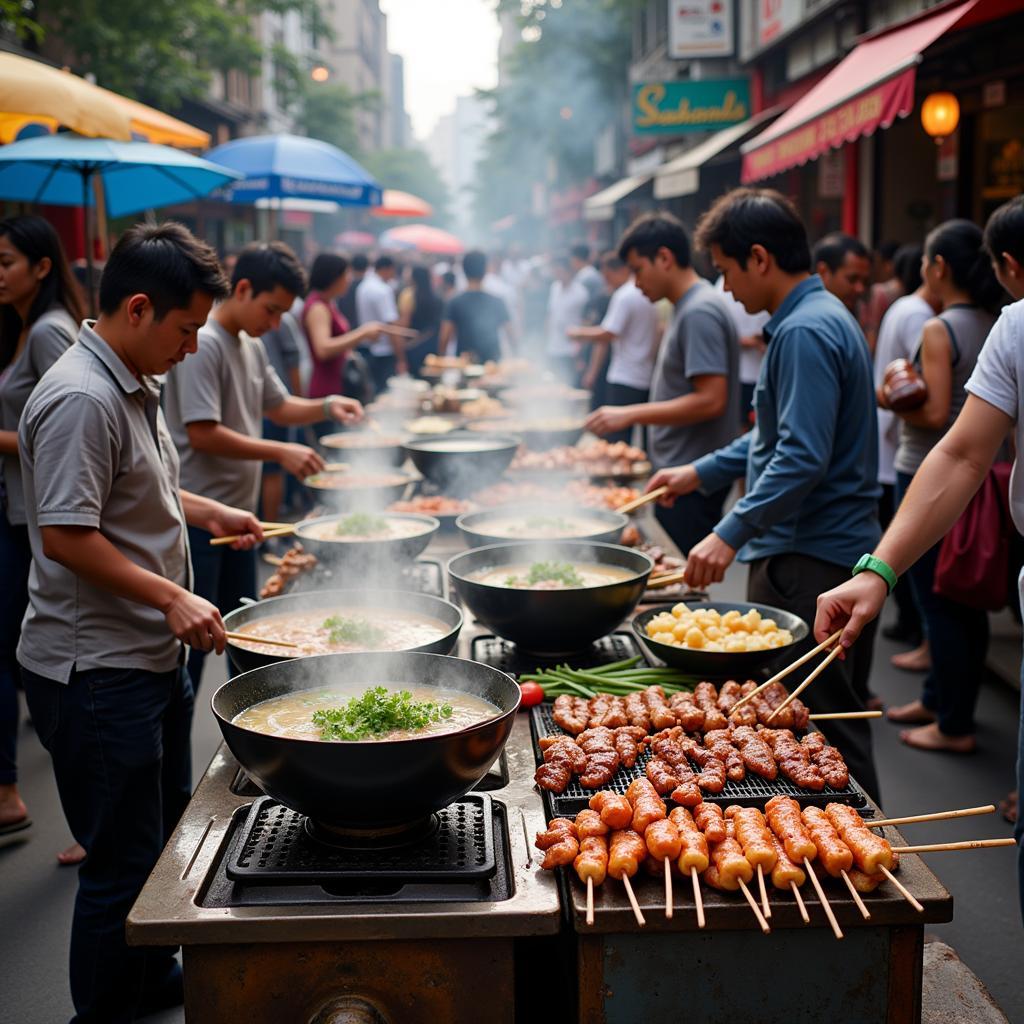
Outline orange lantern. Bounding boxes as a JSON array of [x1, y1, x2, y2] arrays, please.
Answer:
[[921, 92, 960, 142]]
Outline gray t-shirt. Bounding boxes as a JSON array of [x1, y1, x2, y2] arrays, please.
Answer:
[[17, 322, 190, 683], [164, 318, 288, 512], [0, 307, 76, 524], [649, 279, 740, 470]]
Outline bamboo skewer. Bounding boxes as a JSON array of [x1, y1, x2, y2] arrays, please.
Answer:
[[664, 858, 673, 919], [868, 805, 996, 829], [841, 870, 871, 920], [896, 837, 1016, 854], [731, 629, 843, 713], [586, 877, 594, 927], [690, 867, 705, 929], [757, 863, 771, 918], [224, 631, 299, 649], [878, 865, 924, 912], [765, 645, 844, 724], [809, 710, 884, 720], [621, 874, 646, 926], [803, 859, 843, 940], [791, 880, 810, 924], [616, 486, 667, 515], [737, 877, 771, 934]]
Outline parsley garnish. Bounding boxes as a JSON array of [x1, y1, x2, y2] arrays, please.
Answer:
[[334, 512, 390, 536], [505, 560, 584, 588], [312, 686, 454, 741], [322, 615, 387, 648]]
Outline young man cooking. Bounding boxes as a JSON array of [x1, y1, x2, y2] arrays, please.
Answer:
[[163, 241, 363, 691], [17, 222, 263, 1023], [646, 188, 881, 801]]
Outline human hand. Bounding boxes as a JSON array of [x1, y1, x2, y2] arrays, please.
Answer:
[[206, 505, 263, 551], [814, 572, 889, 649], [645, 464, 700, 506], [163, 589, 226, 654], [682, 532, 736, 589], [585, 405, 632, 437], [329, 396, 364, 424], [279, 443, 324, 479]]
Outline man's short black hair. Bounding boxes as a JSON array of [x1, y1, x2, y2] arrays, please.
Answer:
[[570, 243, 591, 264], [984, 195, 1024, 268], [812, 232, 870, 273], [694, 187, 810, 274], [233, 241, 306, 298], [893, 244, 922, 295], [374, 255, 395, 272], [99, 221, 229, 319], [463, 250, 487, 281], [351, 253, 369, 273], [441, 270, 456, 288], [877, 240, 900, 263], [618, 212, 691, 269]]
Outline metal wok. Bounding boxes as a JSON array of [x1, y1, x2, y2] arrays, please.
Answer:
[[455, 503, 627, 549], [292, 512, 439, 566], [319, 430, 406, 468], [632, 600, 809, 676], [448, 541, 653, 655], [212, 651, 520, 829], [223, 588, 463, 675], [403, 431, 520, 494], [302, 468, 415, 510]]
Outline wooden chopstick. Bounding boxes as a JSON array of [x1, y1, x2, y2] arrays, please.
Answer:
[[731, 629, 842, 714], [764, 644, 844, 723], [616, 486, 666, 515], [646, 570, 688, 590], [868, 805, 995, 829], [225, 631, 299, 649], [210, 524, 295, 547]]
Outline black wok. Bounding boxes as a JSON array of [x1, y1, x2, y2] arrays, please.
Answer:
[[223, 588, 463, 675], [212, 651, 520, 829], [448, 541, 653, 655], [632, 601, 809, 675], [302, 468, 415, 510], [403, 432, 519, 494], [456, 503, 627, 549], [292, 512, 439, 566], [319, 430, 406, 468]]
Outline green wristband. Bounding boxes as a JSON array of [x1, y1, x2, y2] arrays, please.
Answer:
[[852, 554, 898, 594]]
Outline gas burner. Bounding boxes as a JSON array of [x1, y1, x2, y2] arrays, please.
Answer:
[[470, 631, 643, 678], [305, 813, 441, 851]]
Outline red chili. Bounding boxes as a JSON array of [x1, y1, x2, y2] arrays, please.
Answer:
[[518, 681, 545, 707]]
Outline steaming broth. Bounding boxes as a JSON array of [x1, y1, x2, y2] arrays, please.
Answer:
[[480, 514, 612, 540], [471, 561, 634, 590], [233, 684, 497, 741], [414, 437, 511, 453], [304, 470, 408, 491], [301, 514, 431, 542], [231, 607, 450, 656]]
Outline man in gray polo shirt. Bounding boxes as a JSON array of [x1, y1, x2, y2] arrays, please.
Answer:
[[18, 223, 263, 1022], [163, 241, 363, 690]]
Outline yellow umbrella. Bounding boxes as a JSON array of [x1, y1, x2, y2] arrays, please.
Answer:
[[109, 93, 209, 150]]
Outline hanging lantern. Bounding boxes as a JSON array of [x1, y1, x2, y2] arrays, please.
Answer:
[[921, 92, 960, 143]]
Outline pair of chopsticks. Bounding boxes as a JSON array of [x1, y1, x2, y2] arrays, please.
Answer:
[[616, 486, 666, 515], [210, 521, 296, 547], [224, 631, 299, 649]]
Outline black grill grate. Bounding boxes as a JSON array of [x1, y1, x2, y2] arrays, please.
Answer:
[[530, 704, 868, 814], [226, 794, 495, 882], [470, 631, 642, 679]]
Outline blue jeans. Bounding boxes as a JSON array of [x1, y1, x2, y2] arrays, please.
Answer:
[[22, 663, 194, 1024], [654, 485, 731, 558], [0, 507, 31, 785], [186, 525, 256, 692], [896, 472, 989, 735]]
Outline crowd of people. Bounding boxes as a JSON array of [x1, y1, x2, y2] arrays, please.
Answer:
[[0, 185, 1021, 1019]]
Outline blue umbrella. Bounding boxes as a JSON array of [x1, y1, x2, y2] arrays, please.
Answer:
[[206, 133, 381, 207]]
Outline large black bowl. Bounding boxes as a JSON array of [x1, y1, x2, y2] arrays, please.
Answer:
[[212, 651, 520, 829], [456, 503, 628, 549], [403, 432, 520, 495], [223, 588, 463, 675], [292, 512, 439, 567], [319, 430, 406, 468], [632, 600, 809, 676], [302, 468, 415, 510], [448, 541, 653, 655]]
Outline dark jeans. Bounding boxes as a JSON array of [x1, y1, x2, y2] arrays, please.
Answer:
[[366, 352, 396, 396], [22, 663, 193, 1024], [604, 382, 648, 446], [878, 482, 921, 636], [0, 508, 31, 785], [187, 525, 257, 692], [895, 472, 989, 736], [747, 553, 881, 803], [654, 486, 731, 557]]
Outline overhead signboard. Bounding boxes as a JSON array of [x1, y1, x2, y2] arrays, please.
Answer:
[[632, 79, 750, 135], [668, 0, 734, 59], [757, 0, 802, 49]]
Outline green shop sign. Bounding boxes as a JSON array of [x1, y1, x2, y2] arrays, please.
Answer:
[[632, 79, 750, 135]]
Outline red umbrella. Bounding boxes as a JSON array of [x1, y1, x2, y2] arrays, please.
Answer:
[[371, 189, 433, 218], [379, 223, 464, 255]]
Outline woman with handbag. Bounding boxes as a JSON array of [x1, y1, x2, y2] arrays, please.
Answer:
[[878, 219, 1004, 751]]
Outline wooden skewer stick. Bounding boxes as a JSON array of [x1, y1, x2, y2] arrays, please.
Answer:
[[765, 645, 844, 724], [757, 863, 771, 918], [791, 880, 810, 924], [868, 805, 996, 829], [621, 874, 646, 926], [690, 867, 705, 929], [664, 858, 673, 920], [878, 865, 924, 912], [646, 571, 688, 590], [841, 870, 871, 920], [896, 837, 1016, 854], [731, 629, 843, 713], [616, 486, 667, 515], [803, 858, 844, 940], [586, 876, 594, 927], [225, 631, 300, 649], [737, 877, 771, 934], [211, 525, 295, 547], [809, 710, 884, 720]]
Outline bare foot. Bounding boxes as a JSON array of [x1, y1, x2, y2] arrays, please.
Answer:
[[891, 641, 931, 672], [887, 700, 936, 725], [57, 842, 86, 866], [899, 723, 975, 753], [1000, 790, 1018, 824], [866, 695, 885, 712], [0, 784, 30, 833]]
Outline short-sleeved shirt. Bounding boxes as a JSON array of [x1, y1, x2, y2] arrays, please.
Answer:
[[17, 322, 190, 683], [547, 278, 588, 358], [444, 289, 510, 363], [357, 272, 400, 356], [649, 279, 740, 470], [0, 306, 76, 524], [163, 317, 288, 511], [601, 280, 659, 390], [966, 298, 1024, 535]]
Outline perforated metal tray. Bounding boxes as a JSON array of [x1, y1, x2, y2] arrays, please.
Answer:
[[470, 631, 642, 679]]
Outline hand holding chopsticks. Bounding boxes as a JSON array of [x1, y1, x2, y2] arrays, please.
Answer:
[[765, 644, 844, 723], [210, 521, 296, 547], [732, 629, 842, 714], [616, 486, 666, 515]]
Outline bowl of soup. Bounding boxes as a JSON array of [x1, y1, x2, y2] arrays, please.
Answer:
[[293, 511, 439, 566], [447, 541, 653, 655], [456, 504, 628, 549], [319, 430, 406, 467], [223, 588, 463, 674], [302, 468, 415, 509], [403, 432, 520, 494], [212, 651, 519, 829]]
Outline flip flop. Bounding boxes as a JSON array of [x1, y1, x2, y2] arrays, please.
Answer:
[[0, 816, 32, 836]]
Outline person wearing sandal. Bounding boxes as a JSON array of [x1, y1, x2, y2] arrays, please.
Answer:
[[882, 220, 1004, 751]]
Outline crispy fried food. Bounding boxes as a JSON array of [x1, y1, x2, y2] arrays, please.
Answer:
[[649, 728, 701, 805], [624, 692, 652, 732], [535, 818, 579, 869], [574, 808, 609, 838], [668, 690, 704, 732], [693, 802, 727, 844], [726, 805, 778, 871], [766, 828, 806, 890], [552, 695, 590, 735], [694, 682, 728, 732], [681, 737, 727, 793], [764, 795, 817, 864], [730, 725, 778, 780], [825, 803, 896, 874], [642, 686, 678, 731], [626, 777, 667, 834], [703, 819, 753, 891], [608, 829, 647, 879], [579, 749, 621, 788], [589, 791, 633, 830], [669, 806, 710, 874], [703, 729, 746, 782], [574, 835, 609, 885], [802, 734, 850, 789], [645, 817, 682, 862], [613, 726, 647, 769], [801, 806, 854, 877], [534, 760, 572, 793], [760, 728, 825, 791], [645, 757, 679, 795]]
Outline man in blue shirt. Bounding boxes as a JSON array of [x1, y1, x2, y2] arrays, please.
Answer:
[[648, 188, 881, 799]]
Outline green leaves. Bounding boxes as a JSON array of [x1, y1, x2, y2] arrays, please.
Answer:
[[311, 686, 454, 741], [322, 616, 387, 648], [507, 561, 585, 588], [333, 512, 390, 537]]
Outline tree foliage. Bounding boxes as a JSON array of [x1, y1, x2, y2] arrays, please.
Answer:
[[361, 148, 451, 227], [296, 81, 377, 160]]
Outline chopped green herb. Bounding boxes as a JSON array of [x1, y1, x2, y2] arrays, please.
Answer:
[[322, 615, 387, 647], [334, 512, 390, 536], [311, 686, 454, 740], [505, 560, 584, 588]]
